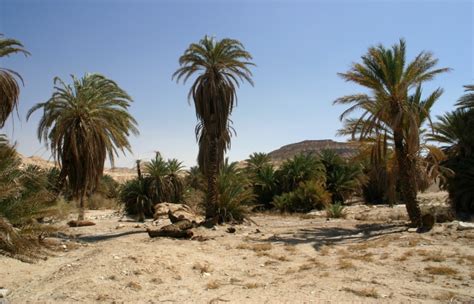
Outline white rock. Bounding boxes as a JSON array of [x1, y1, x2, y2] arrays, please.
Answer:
[[0, 288, 10, 298], [458, 222, 474, 231]]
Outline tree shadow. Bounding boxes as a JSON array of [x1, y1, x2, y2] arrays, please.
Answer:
[[262, 222, 407, 251], [56, 230, 147, 243]]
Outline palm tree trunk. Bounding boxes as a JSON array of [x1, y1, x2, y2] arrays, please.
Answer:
[[78, 193, 85, 220], [394, 130, 422, 227], [206, 137, 219, 222]]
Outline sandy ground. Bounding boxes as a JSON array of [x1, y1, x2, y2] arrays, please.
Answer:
[[1, 198, 474, 303]]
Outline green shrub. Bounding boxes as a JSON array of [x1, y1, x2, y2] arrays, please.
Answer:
[[320, 149, 365, 203], [118, 178, 153, 221], [276, 153, 326, 193], [212, 159, 255, 223], [326, 202, 346, 218], [273, 180, 331, 213]]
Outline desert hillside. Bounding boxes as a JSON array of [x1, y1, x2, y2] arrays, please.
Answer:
[[19, 154, 136, 183], [268, 139, 359, 165]]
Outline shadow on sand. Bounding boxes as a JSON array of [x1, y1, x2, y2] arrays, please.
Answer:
[[57, 230, 148, 243], [261, 222, 407, 251]]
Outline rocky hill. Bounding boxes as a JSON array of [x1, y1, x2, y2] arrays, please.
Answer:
[[268, 139, 359, 165]]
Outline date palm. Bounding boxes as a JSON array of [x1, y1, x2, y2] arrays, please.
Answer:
[[173, 35, 254, 222], [0, 34, 30, 127], [334, 39, 449, 227], [27, 74, 138, 219]]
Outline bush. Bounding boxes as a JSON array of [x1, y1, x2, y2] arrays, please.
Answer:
[[119, 178, 153, 221], [211, 159, 255, 223], [326, 202, 346, 218], [276, 153, 326, 193], [319, 149, 365, 203], [273, 180, 331, 213]]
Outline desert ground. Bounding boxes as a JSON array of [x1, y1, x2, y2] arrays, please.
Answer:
[[1, 193, 473, 304]]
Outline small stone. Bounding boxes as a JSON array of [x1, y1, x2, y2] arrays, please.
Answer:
[[134, 224, 141, 228], [0, 288, 10, 298], [407, 228, 418, 233], [226, 227, 236, 233], [115, 224, 125, 229], [61, 244, 67, 249]]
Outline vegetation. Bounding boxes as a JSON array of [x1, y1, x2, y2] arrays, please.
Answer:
[[118, 154, 187, 220], [335, 39, 449, 227], [173, 35, 254, 222], [0, 34, 30, 127], [27, 74, 139, 220], [325, 202, 346, 218], [428, 85, 474, 214]]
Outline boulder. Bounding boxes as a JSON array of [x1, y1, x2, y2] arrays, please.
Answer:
[[457, 221, 474, 231], [153, 203, 203, 224]]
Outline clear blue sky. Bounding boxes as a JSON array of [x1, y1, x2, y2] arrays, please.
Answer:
[[1, 0, 472, 168]]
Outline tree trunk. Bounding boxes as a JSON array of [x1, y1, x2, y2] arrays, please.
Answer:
[[393, 130, 422, 227], [78, 194, 85, 221], [205, 137, 219, 222]]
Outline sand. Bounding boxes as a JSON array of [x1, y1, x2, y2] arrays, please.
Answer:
[[1, 199, 473, 303]]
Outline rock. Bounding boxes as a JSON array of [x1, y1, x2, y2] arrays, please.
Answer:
[[0, 288, 10, 298], [407, 228, 418, 233], [115, 224, 125, 229], [226, 227, 236, 233], [153, 203, 203, 224], [457, 222, 474, 231]]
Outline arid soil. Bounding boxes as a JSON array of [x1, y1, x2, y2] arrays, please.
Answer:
[[1, 196, 473, 303]]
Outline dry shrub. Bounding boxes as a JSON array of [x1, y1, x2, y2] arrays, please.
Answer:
[[342, 287, 379, 298], [396, 250, 414, 261], [338, 259, 356, 270], [434, 291, 457, 301], [244, 282, 264, 289], [422, 251, 446, 262], [193, 261, 212, 274], [425, 266, 458, 276], [206, 280, 221, 290], [236, 242, 272, 252]]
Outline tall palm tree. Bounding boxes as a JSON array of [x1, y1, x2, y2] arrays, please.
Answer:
[[27, 74, 138, 220], [173, 35, 255, 221], [334, 39, 449, 227], [0, 34, 30, 127]]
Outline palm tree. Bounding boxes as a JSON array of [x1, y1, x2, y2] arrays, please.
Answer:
[[27, 74, 138, 220], [173, 35, 255, 222], [456, 85, 474, 109], [334, 39, 449, 227], [0, 34, 30, 127]]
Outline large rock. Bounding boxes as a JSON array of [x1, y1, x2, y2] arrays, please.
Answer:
[[153, 203, 203, 224]]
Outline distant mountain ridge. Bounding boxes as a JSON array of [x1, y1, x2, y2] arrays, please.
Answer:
[[267, 139, 359, 165], [18, 154, 136, 183]]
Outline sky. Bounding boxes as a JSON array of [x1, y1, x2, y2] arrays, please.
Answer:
[[0, 0, 472, 168]]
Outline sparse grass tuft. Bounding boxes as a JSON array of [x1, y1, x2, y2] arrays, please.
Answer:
[[206, 280, 221, 290], [396, 250, 414, 261], [342, 287, 379, 298], [338, 258, 356, 270], [422, 251, 446, 262], [193, 262, 212, 274], [325, 202, 346, 218], [434, 291, 457, 301], [244, 282, 264, 289], [425, 266, 458, 276], [236, 242, 272, 252]]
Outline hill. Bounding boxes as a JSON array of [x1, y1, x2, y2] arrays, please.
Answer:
[[267, 139, 359, 165]]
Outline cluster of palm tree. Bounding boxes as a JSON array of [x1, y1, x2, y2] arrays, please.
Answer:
[[246, 151, 363, 213], [428, 86, 474, 216], [119, 153, 185, 221], [334, 39, 450, 227]]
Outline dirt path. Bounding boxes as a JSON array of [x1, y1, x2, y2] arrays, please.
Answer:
[[1, 208, 473, 303]]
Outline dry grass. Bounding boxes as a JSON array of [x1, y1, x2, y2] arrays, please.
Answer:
[[318, 245, 331, 256], [299, 258, 324, 271], [433, 291, 457, 301], [236, 243, 272, 252], [342, 287, 379, 298], [244, 282, 264, 289], [338, 259, 356, 270], [351, 252, 374, 262], [396, 250, 414, 261], [126, 281, 142, 291], [284, 244, 297, 253], [424, 266, 459, 276], [206, 280, 221, 290], [193, 262, 212, 274], [422, 251, 446, 263]]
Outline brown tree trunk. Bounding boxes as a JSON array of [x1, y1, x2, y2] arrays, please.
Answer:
[[205, 137, 219, 223], [394, 130, 422, 227], [78, 193, 85, 221]]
